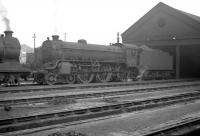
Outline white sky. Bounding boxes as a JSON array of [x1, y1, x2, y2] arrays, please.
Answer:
[[0, 0, 200, 48]]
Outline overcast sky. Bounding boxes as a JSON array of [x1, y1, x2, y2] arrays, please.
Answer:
[[0, 0, 200, 48]]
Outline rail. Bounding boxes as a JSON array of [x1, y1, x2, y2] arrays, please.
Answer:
[[1, 91, 200, 134], [1, 82, 200, 106]]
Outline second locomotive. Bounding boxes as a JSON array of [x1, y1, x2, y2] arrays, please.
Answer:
[[32, 35, 174, 85]]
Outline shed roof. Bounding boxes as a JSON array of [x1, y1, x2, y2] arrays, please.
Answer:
[[122, 2, 200, 46]]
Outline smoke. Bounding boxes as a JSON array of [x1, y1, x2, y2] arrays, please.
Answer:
[[53, 0, 59, 34], [2, 16, 10, 30], [0, 0, 11, 30]]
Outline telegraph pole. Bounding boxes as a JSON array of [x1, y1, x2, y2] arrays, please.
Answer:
[[33, 33, 36, 69]]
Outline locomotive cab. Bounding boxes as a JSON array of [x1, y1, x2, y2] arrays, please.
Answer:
[[123, 43, 141, 79]]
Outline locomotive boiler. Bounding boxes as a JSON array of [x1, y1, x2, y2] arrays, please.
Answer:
[[33, 35, 174, 85], [0, 30, 30, 85]]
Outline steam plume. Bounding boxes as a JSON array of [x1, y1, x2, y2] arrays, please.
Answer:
[[53, 0, 59, 34], [2, 15, 10, 30], [0, 1, 11, 30]]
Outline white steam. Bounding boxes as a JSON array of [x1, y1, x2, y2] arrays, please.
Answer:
[[53, 0, 59, 35], [0, 0, 11, 30]]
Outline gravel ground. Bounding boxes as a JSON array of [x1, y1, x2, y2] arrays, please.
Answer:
[[0, 79, 191, 91], [0, 87, 197, 120], [21, 99, 200, 136], [1, 81, 200, 100]]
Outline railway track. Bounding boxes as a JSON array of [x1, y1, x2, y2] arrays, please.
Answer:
[[1, 81, 200, 106], [143, 113, 200, 136], [0, 79, 197, 94], [1, 91, 200, 134]]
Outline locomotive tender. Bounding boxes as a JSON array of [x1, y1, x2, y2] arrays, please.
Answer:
[[0, 30, 30, 85], [33, 35, 174, 85]]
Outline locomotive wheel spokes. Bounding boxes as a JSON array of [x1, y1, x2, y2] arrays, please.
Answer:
[[96, 72, 112, 83], [96, 64, 112, 83], [66, 74, 76, 84], [45, 73, 57, 85], [34, 73, 44, 84], [77, 72, 94, 84], [36, 78, 44, 85], [117, 72, 128, 82], [14, 74, 20, 85], [127, 67, 139, 80], [8, 75, 15, 85]]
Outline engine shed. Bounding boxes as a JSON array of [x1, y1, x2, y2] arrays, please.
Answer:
[[121, 2, 200, 78]]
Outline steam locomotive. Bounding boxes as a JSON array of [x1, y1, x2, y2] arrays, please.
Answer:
[[33, 35, 174, 85], [0, 30, 30, 86]]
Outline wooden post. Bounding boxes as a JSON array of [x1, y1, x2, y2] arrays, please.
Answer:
[[176, 45, 180, 79]]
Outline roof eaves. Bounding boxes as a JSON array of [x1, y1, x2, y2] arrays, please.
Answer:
[[177, 10, 200, 24]]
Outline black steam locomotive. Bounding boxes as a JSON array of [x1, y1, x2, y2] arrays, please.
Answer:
[[33, 35, 174, 85], [0, 30, 30, 86]]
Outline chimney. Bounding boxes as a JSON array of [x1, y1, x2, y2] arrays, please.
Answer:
[[78, 39, 87, 44], [4, 30, 13, 37], [52, 35, 59, 40]]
